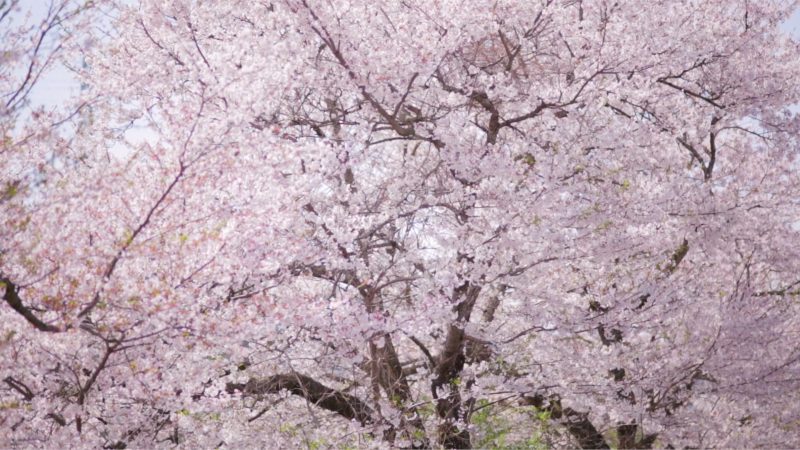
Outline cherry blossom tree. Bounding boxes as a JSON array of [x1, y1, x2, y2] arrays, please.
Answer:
[[3, 0, 800, 448]]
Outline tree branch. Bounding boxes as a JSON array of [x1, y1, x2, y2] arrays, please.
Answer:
[[4, 376, 34, 400], [521, 394, 611, 449], [657, 78, 726, 109], [1, 277, 61, 332], [226, 373, 375, 426], [430, 282, 482, 448]]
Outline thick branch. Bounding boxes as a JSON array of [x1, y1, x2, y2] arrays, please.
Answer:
[[706, 131, 717, 180], [676, 137, 717, 181], [1, 277, 61, 332], [469, 91, 500, 144], [407, 334, 437, 368], [521, 394, 610, 449], [4, 376, 34, 400], [431, 282, 482, 448], [226, 373, 374, 426]]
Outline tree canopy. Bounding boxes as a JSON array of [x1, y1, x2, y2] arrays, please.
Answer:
[[2, 0, 800, 448]]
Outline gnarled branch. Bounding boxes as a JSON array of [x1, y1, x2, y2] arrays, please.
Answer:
[[226, 373, 374, 426]]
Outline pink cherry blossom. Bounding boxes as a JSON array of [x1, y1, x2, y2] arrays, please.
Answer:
[[3, 1, 800, 448]]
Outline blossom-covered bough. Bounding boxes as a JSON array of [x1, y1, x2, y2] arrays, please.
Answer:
[[2, 0, 800, 448]]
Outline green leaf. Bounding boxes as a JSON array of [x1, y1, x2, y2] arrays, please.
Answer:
[[514, 152, 537, 167], [3, 181, 19, 200]]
